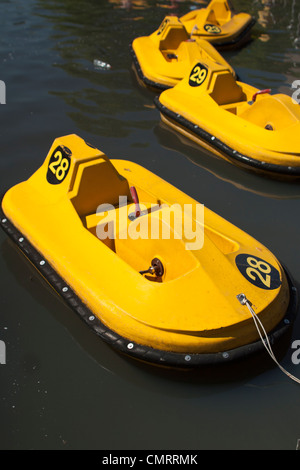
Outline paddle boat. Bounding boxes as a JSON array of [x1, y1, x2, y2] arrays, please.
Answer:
[[180, 0, 256, 50], [130, 15, 235, 91], [154, 58, 300, 178], [1, 135, 297, 367]]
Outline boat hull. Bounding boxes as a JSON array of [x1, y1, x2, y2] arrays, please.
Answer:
[[155, 96, 300, 178], [0, 208, 297, 368], [1, 135, 297, 367]]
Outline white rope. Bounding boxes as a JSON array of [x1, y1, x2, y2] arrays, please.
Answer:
[[237, 293, 300, 385]]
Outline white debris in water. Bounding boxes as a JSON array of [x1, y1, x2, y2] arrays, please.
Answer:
[[93, 59, 111, 70]]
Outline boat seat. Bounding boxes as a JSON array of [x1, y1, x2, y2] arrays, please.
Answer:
[[209, 70, 246, 106], [181, 0, 252, 37], [156, 17, 189, 52], [181, 0, 233, 31], [159, 27, 188, 51], [70, 157, 131, 218], [239, 94, 300, 130], [205, 0, 232, 25]]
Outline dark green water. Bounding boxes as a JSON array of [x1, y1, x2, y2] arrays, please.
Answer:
[[1, 0, 300, 450]]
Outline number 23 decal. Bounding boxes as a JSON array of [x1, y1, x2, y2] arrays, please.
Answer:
[[235, 254, 282, 290], [47, 146, 71, 185], [189, 63, 208, 87], [204, 24, 221, 34]]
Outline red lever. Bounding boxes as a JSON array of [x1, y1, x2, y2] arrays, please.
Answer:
[[252, 89, 271, 102], [130, 186, 141, 218]]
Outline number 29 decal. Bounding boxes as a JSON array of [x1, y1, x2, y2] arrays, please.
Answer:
[[189, 63, 208, 87], [47, 146, 72, 185], [235, 254, 282, 290]]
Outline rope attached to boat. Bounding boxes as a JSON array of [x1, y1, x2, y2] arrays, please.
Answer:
[[237, 293, 300, 385]]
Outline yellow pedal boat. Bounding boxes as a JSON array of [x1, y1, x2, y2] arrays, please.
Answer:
[[180, 0, 256, 50], [1, 135, 297, 367], [130, 15, 235, 91], [155, 59, 300, 177]]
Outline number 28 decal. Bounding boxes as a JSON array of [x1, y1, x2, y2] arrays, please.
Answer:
[[189, 63, 208, 87], [47, 146, 71, 185], [235, 254, 282, 290]]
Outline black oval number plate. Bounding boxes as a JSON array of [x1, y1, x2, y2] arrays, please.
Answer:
[[235, 254, 282, 290], [47, 146, 72, 185], [189, 63, 208, 87]]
